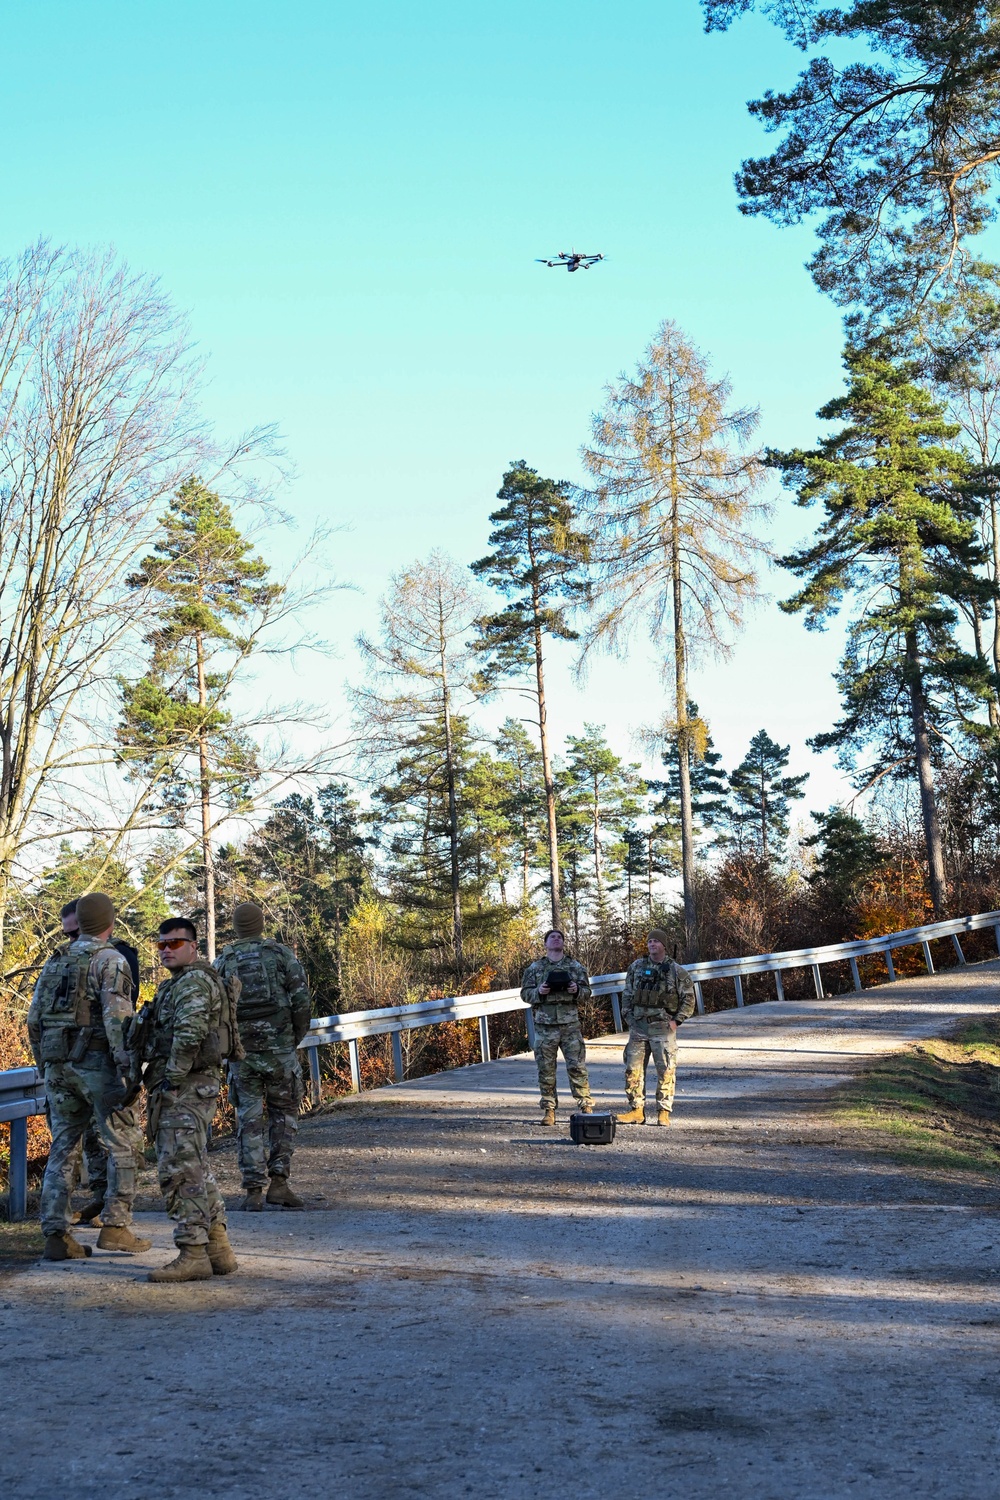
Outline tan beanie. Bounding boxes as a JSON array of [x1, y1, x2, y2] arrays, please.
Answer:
[[647, 927, 669, 947], [77, 892, 115, 936], [233, 902, 265, 939]]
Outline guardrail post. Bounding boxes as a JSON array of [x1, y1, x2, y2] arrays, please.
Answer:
[[994, 923, 1000, 956], [693, 982, 704, 1016], [733, 975, 744, 1007], [812, 964, 825, 999], [525, 1010, 536, 1050], [478, 1015, 491, 1063], [391, 1031, 404, 1082], [348, 1038, 361, 1093], [849, 957, 862, 992], [921, 940, 935, 975], [773, 969, 785, 1002], [884, 949, 896, 981], [611, 991, 624, 1031], [307, 1046, 322, 1108], [9, 1116, 28, 1221], [951, 935, 967, 965]]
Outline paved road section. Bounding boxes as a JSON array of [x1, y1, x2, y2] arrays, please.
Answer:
[[3, 961, 1000, 1499]]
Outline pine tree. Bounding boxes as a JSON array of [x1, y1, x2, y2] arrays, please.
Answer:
[[726, 729, 807, 864], [582, 323, 766, 958], [560, 726, 646, 923], [648, 701, 730, 849], [774, 349, 988, 913], [804, 807, 884, 905], [117, 477, 280, 956], [471, 461, 591, 928], [492, 718, 546, 906]]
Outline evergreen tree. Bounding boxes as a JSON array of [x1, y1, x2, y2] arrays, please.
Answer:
[[559, 726, 646, 921], [117, 477, 280, 956], [582, 321, 766, 959], [471, 461, 591, 929], [773, 349, 988, 912], [649, 701, 730, 849], [726, 730, 807, 864], [804, 807, 884, 905], [492, 718, 546, 906]]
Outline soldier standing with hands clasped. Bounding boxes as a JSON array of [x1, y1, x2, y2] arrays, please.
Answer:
[[142, 917, 240, 1282], [617, 928, 696, 1127], [521, 929, 594, 1126]]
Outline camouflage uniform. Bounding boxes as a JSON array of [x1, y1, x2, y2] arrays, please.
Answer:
[[621, 956, 696, 1115], [143, 963, 229, 1248], [214, 939, 311, 1189], [27, 938, 141, 1237], [520, 956, 593, 1113]]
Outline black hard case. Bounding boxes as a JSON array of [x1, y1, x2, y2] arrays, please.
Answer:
[[569, 1111, 616, 1145]]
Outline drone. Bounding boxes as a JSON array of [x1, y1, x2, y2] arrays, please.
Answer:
[[536, 250, 604, 272]]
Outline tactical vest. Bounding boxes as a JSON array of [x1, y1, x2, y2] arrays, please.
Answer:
[[34, 943, 113, 1063], [631, 961, 679, 1017], [225, 940, 291, 1027], [148, 961, 244, 1071]]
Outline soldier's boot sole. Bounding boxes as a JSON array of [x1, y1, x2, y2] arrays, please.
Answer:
[[656, 1110, 671, 1127], [97, 1225, 153, 1254], [540, 1108, 557, 1127], [238, 1189, 264, 1212], [616, 1106, 646, 1125], [266, 1177, 305, 1209], [42, 1233, 92, 1261], [207, 1223, 239, 1275], [147, 1246, 213, 1283]]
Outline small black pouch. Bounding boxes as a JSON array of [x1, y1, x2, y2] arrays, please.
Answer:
[[569, 1112, 616, 1145]]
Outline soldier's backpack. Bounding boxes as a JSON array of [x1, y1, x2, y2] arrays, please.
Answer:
[[33, 946, 107, 1064], [224, 940, 291, 1027], [177, 959, 245, 1068]]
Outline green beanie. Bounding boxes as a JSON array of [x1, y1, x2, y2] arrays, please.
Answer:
[[233, 902, 265, 939], [77, 892, 115, 936], [647, 928, 669, 947]]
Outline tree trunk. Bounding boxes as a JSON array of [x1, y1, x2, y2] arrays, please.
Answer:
[[439, 650, 464, 967], [671, 499, 698, 961], [533, 609, 561, 930], [195, 629, 216, 959], [591, 775, 603, 904], [905, 624, 948, 915]]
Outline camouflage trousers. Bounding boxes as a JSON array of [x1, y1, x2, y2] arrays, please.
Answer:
[[153, 1074, 227, 1247], [230, 1049, 303, 1188], [70, 1120, 109, 1197], [533, 1018, 592, 1112], [624, 1019, 678, 1113], [40, 1060, 141, 1236]]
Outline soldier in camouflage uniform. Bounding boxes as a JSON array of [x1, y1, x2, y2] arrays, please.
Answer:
[[617, 928, 696, 1127], [142, 917, 239, 1282], [214, 902, 312, 1210], [27, 892, 149, 1261], [520, 929, 594, 1126]]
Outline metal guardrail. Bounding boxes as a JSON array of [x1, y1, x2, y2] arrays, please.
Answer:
[[5, 908, 1000, 1221]]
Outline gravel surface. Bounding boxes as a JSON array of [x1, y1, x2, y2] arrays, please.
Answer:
[[3, 961, 1000, 1499]]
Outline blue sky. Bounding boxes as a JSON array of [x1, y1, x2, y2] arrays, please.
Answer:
[[4, 1, 858, 825]]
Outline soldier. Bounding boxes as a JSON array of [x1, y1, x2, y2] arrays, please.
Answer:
[[142, 917, 239, 1282], [214, 902, 312, 1211], [520, 928, 594, 1127], [617, 928, 696, 1127], [27, 892, 150, 1261]]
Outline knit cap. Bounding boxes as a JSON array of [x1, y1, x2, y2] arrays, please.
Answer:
[[647, 928, 669, 947], [233, 902, 265, 939], [76, 892, 115, 936]]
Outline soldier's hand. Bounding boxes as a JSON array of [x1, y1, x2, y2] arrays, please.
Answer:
[[669, 1019, 678, 1031], [568, 981, 578, 995], [537, 982, 550, 996]]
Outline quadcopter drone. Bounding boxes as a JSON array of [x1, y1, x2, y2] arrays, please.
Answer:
[[536, 250, 604, 273]]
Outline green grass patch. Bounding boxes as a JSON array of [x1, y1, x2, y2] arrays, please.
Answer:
[[0, 1218, 44, 1274], [836, 1014, 1000, 1171]]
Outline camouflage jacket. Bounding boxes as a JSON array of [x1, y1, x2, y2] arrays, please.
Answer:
[[520, 956, 592, 1025], [622, 956, 696, 1027], [214, 938, 311, 1054], [144, 963, 226, 1089], [27, 937, 134, 1067]]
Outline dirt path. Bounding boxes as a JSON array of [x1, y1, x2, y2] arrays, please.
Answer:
[[3, 962, 1000, 1499]]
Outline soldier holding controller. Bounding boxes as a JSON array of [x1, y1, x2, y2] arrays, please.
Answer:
[[617, 928, 695, 1127]]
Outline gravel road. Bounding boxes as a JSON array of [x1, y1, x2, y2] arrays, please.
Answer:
[[3, 962, 1000, 1499]]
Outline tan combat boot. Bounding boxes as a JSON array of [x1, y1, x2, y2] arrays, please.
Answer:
[[147, 1245, 213, 1283], [541, 1106, 556, 1127], [97, 1225, 152, 1253], [42, 1231, 92, 1261], [238, 1187, 264, 1212], [617, 1104, 645, 1125], [75, 1196, 105, 1226], [656, 1109, 671, 1127], [207, 1221, 238, 1275], [266, 1176, 304, 1209], [579, 1101, 594, 1114]]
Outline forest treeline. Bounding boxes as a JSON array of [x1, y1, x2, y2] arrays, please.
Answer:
[[6, 2, 1000, 1092]]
